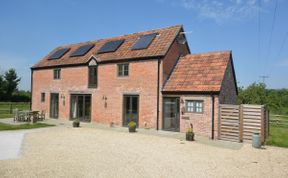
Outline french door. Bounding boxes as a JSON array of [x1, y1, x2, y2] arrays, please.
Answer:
[[50, 93, 59, 119], [70, 94, 91, 122], [123, 95, 139, 127], [163, 97, 180, 131]]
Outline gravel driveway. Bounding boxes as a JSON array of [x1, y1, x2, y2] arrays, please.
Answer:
[[0, 126, 287, 178]]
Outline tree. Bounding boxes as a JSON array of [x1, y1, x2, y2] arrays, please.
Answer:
[[0, 74, 5, 100], [12, 90, 31, 102], [3, 69, 21, 101], [238, 83, 288, 115], [237, 82, 267, 105]]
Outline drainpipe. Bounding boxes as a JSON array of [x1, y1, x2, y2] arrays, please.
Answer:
[[211, 94, 215, 140], [30, 69, 33, 110], [156, 58, 161, 130]]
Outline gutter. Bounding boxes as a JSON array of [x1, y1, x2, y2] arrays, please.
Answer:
[[30, 69, 33, 110], [211, 95, 215, 139], [156, 58, 161, 130], [31, 56, 163, 70]]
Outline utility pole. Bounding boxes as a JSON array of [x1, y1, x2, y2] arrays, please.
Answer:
[[259, 75, 269, 84]]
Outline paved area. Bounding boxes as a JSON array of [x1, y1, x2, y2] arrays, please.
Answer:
[[0, 131, 24, 160], [0, 119, 288, 178]]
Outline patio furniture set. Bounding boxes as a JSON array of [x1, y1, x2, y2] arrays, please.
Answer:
[[13, 109, 45, 123]]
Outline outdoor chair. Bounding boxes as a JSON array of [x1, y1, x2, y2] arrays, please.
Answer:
[[17, 111, 25, 122], [24, 111, 31, 122], [13, 109, 19, 122], [38, 110, 45, 121]]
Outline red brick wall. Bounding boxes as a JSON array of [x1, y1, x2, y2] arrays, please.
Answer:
[[32, 60, 159, 128], [162, 41, 190, 83], [178, 95, 219, 138], [32, 66, 90, 119], [93, 60, 159, 128]]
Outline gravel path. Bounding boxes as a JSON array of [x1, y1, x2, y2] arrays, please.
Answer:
[[0, 127, 287, 178]]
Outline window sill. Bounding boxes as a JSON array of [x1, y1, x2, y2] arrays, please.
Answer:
[[185, 112, 204, 114], [88, 86, 97, 89]]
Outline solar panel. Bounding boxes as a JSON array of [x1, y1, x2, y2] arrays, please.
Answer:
[[70, 44, 95, 57], [97, 39, 125, 54], [48, 48, 70, 60], [131, 33, 158, 50]]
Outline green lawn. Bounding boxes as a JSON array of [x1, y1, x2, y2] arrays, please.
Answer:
[[266, 114, 288, 148], [0, 122, 54, 131], [266, 125, 288, 148], [0, 102, 30, 119]]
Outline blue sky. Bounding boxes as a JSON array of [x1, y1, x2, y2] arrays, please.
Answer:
[[0, 0, 287, 90]]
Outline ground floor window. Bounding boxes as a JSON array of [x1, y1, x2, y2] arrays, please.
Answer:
[[123, 95, 139, 127], [70, 94, 91, 122], [186, 100, 203, 113], [41, 93, 45, 102]]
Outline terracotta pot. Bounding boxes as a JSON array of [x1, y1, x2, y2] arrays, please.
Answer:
[[186, 132, 194, 141], [129, 126, 136, 133], [73, 122, 80, 127]]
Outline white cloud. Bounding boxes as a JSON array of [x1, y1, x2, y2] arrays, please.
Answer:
[[158, 0, 274, 23]]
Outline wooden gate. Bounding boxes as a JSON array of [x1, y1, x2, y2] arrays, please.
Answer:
[[219, 105, 240, 142], [242, 105, 265, 143], [219, 104, 268, 143]]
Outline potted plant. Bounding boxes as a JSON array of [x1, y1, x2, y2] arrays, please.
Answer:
[[186, 123, 194, 141], [73, 119, 80, 128], [128, 121, 136, 132]]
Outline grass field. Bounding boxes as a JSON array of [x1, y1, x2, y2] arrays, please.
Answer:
[[0, 102, 30, 119], [0, 123, 54, 131], [266, 115, 288, 148]]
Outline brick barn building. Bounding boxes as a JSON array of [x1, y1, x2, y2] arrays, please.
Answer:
[[31, 25, 237, 138]]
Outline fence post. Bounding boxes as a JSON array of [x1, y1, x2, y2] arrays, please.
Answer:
[[218, 105, 221, 140], [261, 106, 265, 144], [10, 103, 13, 114], [267, 109, 270, 136], [239, 105, 243, 142]]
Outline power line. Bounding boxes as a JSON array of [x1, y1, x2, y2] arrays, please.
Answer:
[[276, 32, 288, 60], [267, 32, 288, 77], [258, 0, 262, 74], [264, 0, 278, 74]]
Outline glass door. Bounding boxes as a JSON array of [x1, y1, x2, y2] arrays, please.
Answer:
[[70, 94, 91, 122], [50, 93, 59, 119], [163, 97, 180, 131], [123, 95, 139, 127]]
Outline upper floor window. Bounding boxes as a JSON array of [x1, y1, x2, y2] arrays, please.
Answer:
[[186, 100, 203, 113], [41, 93, 45, 102], [53, 69, 61, 80], [118, 63, 129, 77], [88, 66, 97, 88]]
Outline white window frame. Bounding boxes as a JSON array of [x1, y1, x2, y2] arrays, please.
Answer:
[[186, 100, 204, 113]]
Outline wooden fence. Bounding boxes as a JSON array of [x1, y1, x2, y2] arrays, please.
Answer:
[[269, 115, 288, 127], [219, 104, 268, 143], [219, 104, 240, 142], [0, 102, 31, 115]]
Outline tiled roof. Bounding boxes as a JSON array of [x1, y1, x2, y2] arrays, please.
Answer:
[[32, 25, 182, 69], [163, 51, 232, 92]]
